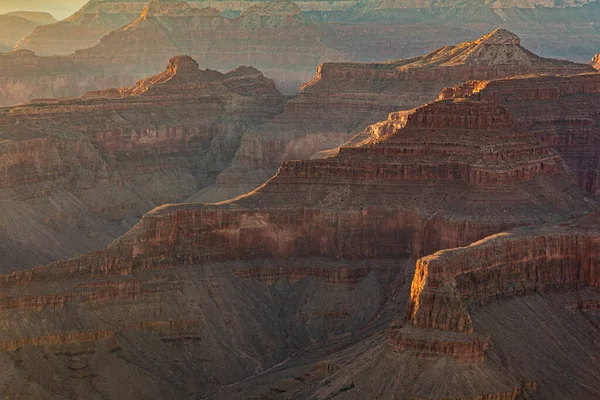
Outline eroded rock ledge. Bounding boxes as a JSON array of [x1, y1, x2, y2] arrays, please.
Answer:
[[391, 215, 600, 365], [440, 72, 600, 194]]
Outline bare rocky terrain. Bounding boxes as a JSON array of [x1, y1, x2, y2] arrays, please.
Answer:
[[202, 29, 595, 202], [0, 89, 596, 399], [0, 4, 598, 399], [0, 55, 283, 272]]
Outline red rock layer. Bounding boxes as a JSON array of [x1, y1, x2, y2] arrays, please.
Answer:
[[0, 55, 283, 272], [591, 53, 600, 70], [210, 29, 594, 202], [440, 72, 600, 193], [394, 216, 600, 363], [0, 98, 591, 283], [0, 95, 596, 399]]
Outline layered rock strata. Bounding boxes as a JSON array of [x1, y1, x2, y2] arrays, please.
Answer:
[[0, 55, 283, 272], [440, 72, 600, 193], [0, 93, 597, 398], [208, 29, 595, 202], [1, 0, 346, 107]]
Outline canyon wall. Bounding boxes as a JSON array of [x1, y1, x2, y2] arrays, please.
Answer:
[[206, 29, 594, 202], [0, 55, 283, 272], [441, 72, 600, 194]]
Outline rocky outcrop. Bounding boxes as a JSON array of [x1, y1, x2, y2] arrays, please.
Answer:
[[206, 29, 595, 202], [0, 55, 283, 272], [391, 215, 600, 368], [440, 72, 600, 194], [592, 53, 600, 70]]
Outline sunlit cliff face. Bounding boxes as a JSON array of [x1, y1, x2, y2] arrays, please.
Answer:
[[0, 0, 87, 19]]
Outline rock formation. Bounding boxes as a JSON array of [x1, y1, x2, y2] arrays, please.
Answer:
[[0, 55, 283, 272], [3, 11, 57, 25], [0, 93, 595, 398], [0, 0, 346, 106], [592, 53, 600, 70], [440, 72, 600, 194], [205, 29, 594, 202]]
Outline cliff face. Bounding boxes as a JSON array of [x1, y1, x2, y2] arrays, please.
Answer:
[[297, 216, 599, 400], [0, 95, 596, 399], [440, 72, 600, 194], [0, 55, 283, 272], [0, 82, 597, 398], [592, 54, 600, 70], [206, 29, 594, 202]]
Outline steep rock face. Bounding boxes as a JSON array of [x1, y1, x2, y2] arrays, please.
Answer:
[[0, 97, 596, 399], [592, 53, 600, 70], [379, 216, 600, 398], [277, 217, 599, 400], [0, 55, 283, 272], [440, 72, 600, 194], [15, 0, 148, 56], [208, 29, 594, 202]]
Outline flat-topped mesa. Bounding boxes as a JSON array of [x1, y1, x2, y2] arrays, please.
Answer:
[[308, 29, 594, 87], [591, 54, 600, 70], [80, 56, 279, 99], [392, 215, 600, 363], [118, 55, 224, 96], [439, 72, 600, 194]]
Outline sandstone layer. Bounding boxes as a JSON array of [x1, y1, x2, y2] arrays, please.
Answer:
[[252, 216, 598, 400], [592, 53, 600, 70], [0, 55, 283, 272], [440, 72, 600, 194], [0, 95, 595, 398], [206, 29, 594, 202]]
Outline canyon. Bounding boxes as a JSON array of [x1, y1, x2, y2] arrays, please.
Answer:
[[2, 0, 347, 104], [2, 0, 600, 107], [205, 29, 595, 201], [0, 4, 598, 398], [0, 55, 283, 272], [0, 91, 596, 398]]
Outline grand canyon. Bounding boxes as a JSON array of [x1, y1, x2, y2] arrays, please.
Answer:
[[0, 0, 598, 399]]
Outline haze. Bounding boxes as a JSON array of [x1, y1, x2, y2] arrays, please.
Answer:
[[0, 0, 87, 19]]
